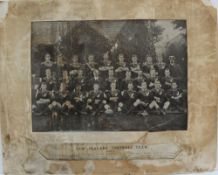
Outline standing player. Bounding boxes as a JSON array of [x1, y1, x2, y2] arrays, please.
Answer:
[[115, 53, 129, 80], [168, 56, 183, 80], [40, 53, 55, 78], [130, 54, 141, 78], [142, 56, 155, 75], [69, 54, 82, 72], [155, 55, 166, 77], [99, 53, 114, 79], [85, 54, 98, 77]]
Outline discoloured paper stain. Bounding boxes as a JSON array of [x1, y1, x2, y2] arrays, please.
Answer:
[[0, 0, 217, 174], [0, 1, 8, 24], [39, 143, 181, 160]]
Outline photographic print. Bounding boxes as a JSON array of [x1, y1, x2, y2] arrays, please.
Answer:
[[31, 20, 188, 132]]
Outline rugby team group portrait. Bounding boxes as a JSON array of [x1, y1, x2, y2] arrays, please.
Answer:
[[31, 20, 188, 131]]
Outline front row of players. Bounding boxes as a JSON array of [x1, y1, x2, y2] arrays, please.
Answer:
[[34, 79, 185, 119]]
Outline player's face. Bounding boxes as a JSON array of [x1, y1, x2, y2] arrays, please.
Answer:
[[128, 83, 133, 90], [141, 82, 147, 90], [63, 70, 68, 78], [41, 84, 47, 92], [132, 56, 137, 63], [45, 69, 51, 77], [60, 83, 66, 92], [57, 55, 63, 65], [94, 84, 99, 91], [76, 85, 81, 92], [78, 70, 83, 77], [150, 69, 156, 77], [118, 55, 124, 62], [103, 54, 109, 61], [126, 71, 131, 78], [109, 70, 114, 77], [147, 57, 152, 64], [155, 82, 161, 90], [138, 71, 143, 76], [165, 69, 170, 77], [45, 54, 51, 61], [172, 83, 177, 89], [88, 55, 94, 62], [170, 57, 175, 65], [157, 56, 163, 62], [72, 55, 78, 62], [111, 83, 116, 90], [94, 70, 99, 77]]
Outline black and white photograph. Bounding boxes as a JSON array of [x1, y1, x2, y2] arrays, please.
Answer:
[[31, 20, 188, 132]]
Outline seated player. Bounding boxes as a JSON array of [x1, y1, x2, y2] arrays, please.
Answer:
[[61, 100, 75, 116], [105, 69, 116, 90], [167, 82, 184, 111], [86, 83, 104, 116], [69, 54, 81, 72], [142, 56, 155, 75], [133, 82, 151, 116], [155, 55, 166, 77], [68, 70, 77, 91], [149, 80, 170, 115], [147, 69, 159, 89], [35, 82, 51, 106], [42, 68, 54, 91], [55, 82, 70, 105], [133, 70, 145, 90], [115, 53, 129, 80], [161, 69, 174, 90], [121, 71, 133, 90], [47, 100, 62, 130], [99, 53, 114, 79], [75, 69, 86, 91], [62, 70, 70, 86], [120, 82, 136, 113], [104, 82, 121, 114], [34, 82, 52, 115], [130, 54, 141, 78], [70, 85, 86, 116], [87, 69, 102, 91]]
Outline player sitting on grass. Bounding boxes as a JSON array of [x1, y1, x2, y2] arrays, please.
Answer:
[[120, 82, 136, 113], [104, 82, 121, 114], [149, 80, 170, 115], [133, 81, 151, 116]]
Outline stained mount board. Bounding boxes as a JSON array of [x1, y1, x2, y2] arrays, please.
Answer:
[[0, 0, 217, 174]]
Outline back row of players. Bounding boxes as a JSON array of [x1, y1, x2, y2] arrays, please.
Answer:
[[33, 53, 186, 116]]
